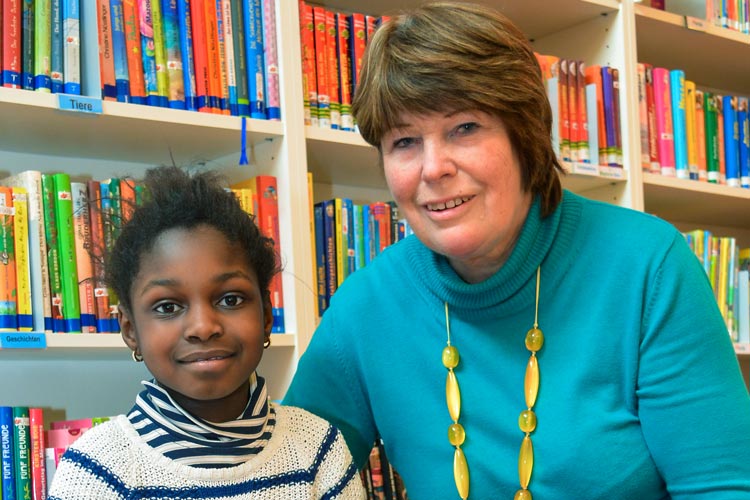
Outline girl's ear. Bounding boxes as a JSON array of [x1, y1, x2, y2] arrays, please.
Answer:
[[263, 290, 274, 335], [119, 305, 138, 351]]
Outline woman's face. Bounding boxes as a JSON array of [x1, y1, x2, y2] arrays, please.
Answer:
[[381, 110, 533, 283]]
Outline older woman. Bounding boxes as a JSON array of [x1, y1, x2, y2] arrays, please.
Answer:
[[285, 2, 750, 499]]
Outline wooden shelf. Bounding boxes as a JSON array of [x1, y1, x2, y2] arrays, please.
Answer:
[[306, 127, 385, 189]]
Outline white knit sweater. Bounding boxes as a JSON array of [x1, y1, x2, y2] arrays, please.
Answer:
[[47, 405, 365, 499]]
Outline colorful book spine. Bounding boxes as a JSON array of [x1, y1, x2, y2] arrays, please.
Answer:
[[122, 0, 146, 104], [97, 0, 117, 100], [723, 94, 740, 187], [313, 202, 327, 315], [559, 59, 571, 162], [334, 198, 348, 286], [177, 0, 197, 111], [348, 12, 364, 100], [1, 171, 52, 332], [669, 69, 689, 179], [244, 0, 266, 119], [110, 0, 132, 102], [567, 59, 579, 162], [262, 0, 279, 119], [11, 188, 33, 331], [705, 92, 720, 183], [149, 0, 170, 107], [321, 198, 336, 302], [576, 60, 589, 163], [3, 0, 23, 88], [325, 8, 340, 130], [86, 180, 111, 333], [739, 97, 750, 188], [220, 0, 237, 115], [583, 64, 606, 166], [0, 186, 17, 330], [138, 0, 160, 106], [12, 406, 30, 500], [28, 408, 45, 500], [695, 89, 708, 181], [685, 80, 699, 180], [53, 173, 82, 333], [637, 63, 650, 170], [651, 67, 676, 176], [716, 94, 727, 183], [204, 0, 223, 112], [312, 6, 329, 127], [71, 182, 96, 332], [336, 12, 352, 131], [62, 0, 80, 94], [161, 0, 185, 109], [103, 179, 121, 332], [611, 67, 623, 166], [213, 0, 230, 114], [22, 0, 35, 89], [645, 63, 660, 173], [34, 0, 52, 92], [41, 174, 65, 332], [50, 0, 64, 93], [189, 0, 211, 112], [300, 1, 317, 125], [254, 176, 283, 331], [230, 0, 249, 116], [0, 406, 15, 499]]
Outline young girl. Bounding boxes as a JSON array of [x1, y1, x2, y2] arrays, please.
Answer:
[[47, 166, 365, 499]]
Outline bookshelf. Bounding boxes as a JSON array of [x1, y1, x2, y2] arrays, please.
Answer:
[[0, 0, 748, 423]]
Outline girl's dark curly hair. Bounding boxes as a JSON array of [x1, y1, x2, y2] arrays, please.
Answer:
[[106, 165, 279, 314]]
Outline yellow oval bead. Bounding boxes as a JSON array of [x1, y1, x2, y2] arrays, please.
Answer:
[[448, 423, 465, 446], [514, 489, 533, 500], [518, 436, 534, 489], [446, 370, 461, 422], [525, 327, 544, 352], [518, 409, 537, 433], [442, 345, 460, 368], [453, 447, 470, 500], [524, 354, 539, 408]]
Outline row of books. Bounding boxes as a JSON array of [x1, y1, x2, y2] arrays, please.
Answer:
[[0, 170, 285, 334], [536, 53, 624, 169], [96, 0, 280, 118], [360, 438, 408, 500], [298, 1, 388, 131], [0, 0, 81, 94], [0, 406, 110, 499], [639, 63, 750, 186], [706, 0, 750, 34], [683, 230, 744, 341], [312, 197, 412, 317]]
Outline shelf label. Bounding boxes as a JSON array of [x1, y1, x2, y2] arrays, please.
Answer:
[[684, 16, 707, 32], [0, 332, 47, 349], [57, 94, 103, 115]]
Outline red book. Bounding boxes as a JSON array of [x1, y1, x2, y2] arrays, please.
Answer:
[[122, 0, 146, 103], [96, 0, 117, 100], [203, 0, 223, 114], [348, 12, 365, 97], [559, 59, 571, 162], [325, 9, 340, 129], [299, 1, 317, 125], [254, 175, 284, 333], [576, 60, 589, 163], [313, 6, 330, 128], [644, 63, 660, 173], [584, 65, 606, 168], [29, 408, 46, 500], [190, 0, 211, 112], [2, 0, 22, 88]]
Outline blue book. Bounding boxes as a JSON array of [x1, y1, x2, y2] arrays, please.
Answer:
[[738, 97, 750, 188], [243, 0, 266, 119], [51, 0, 64, 93], [362, 204, 373, 266], [140, 0, 161, 107], [62, 0, 81, 95], [601, 67, 618, 167], [669, 69, 689, 179], [320, 199, 337, 303], [344, 198, 355, 276], [313, 203, 327, 315], [176, 0, 197, 111], [109, 0, 131, 102], [161, 0, 185, 109], [723, 94, 740, 187], [0, 406, 15, 499], [12, 407, 30, 500]]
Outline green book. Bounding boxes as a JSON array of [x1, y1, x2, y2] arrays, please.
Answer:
[[41, 174, 64, 333], [52, 172, 81, 333], [12, 406, 31, 500], [21, 0, 35, 90], [33, 0, 52, 92], [705, 91, 720, 184], [149, 0, 170, 103]]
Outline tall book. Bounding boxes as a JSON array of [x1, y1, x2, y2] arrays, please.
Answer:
[[122, 0, 146, 104], [11, 187, 33, 331], [1, 171, 52, 332], [34, 0, 53, 92], [12, 406, 31, 500], [347, 11, 365, 116], [213, 0, 230, 114], [96, 0, 117, 100], [685, 80, 699, 180], [28, 408, 45, 500], [0, 186, 18, 330], [637, 62, 650, 171], [669, 69, 689, 179], [576, 60, 589, 163], [21, 0, 35, 90], [110, 0, 132, 102], [262, 0, 280, 120], [177, 0, 198, 111], [3, 0, 22, 88], [50, 0, 64, 93], [652, 67, 675, 176], [62, 0, 81, 94], [220, 0, 238, 115], [53, 173, 82, 333], [161, 0, 185, 109], [312, 5, 330, 127], [705, 92, 720, 183], [0, 406, 15, 499], [313, 202, 327, 316], [335, 12, 353, 131], [723, 94, 740, 187], [149, 0, 170, 107], [189, 0, 211, 112], [245, 0, 266, 119], [695, 89, 708, 181], [71, 182, 96, 332], [738, 97, 750, 188], [41, 173, 66, 332], [138, 0, 160, 106], [86, 180, 111, 333], [300, 1, 317, 125], [716, 95, 727, 184], [230, 0, 249, 116], [325, 9, 340, 129]]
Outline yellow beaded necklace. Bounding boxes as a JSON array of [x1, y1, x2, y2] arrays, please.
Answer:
[[442, 266, 543, 500]]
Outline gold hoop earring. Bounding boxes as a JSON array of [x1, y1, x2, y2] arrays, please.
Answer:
[[263, 337, 271, 349], [131, 350, 143, 362]]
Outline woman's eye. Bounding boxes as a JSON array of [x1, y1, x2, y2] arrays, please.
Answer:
[[455, 122, 478, 135], [392, 137, 416, 149], [218, 294, 245, 308], [153, 302, 182, 315]]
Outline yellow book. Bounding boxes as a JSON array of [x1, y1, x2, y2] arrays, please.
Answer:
[[308, 172, 319, 319], [334, 198, 345, 287], [685, 80, 699, 180], [11, 187, 32, 331], [717, 237, 730, 321]]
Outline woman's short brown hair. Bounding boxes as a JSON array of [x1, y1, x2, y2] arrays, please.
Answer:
[[351, 1, 563, 216]]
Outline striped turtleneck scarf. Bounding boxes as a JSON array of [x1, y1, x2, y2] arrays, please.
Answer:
[[127, 374, 276, 468]]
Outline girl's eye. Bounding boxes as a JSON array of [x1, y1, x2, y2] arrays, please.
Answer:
[[218, 294, 245, 308], [153, 302, 182, 315]]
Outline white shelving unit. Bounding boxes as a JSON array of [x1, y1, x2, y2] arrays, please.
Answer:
[[0, 0, 748, 419]]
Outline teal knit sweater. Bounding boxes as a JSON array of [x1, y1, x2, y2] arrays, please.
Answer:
[[285, 191, 750, 499]]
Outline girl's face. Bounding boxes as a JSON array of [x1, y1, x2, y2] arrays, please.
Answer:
[[120, 224, 272, 422], [381, 109, 533, 283]]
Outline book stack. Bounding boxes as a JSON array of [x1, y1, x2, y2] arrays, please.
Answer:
[[638, 62, 750, 188]]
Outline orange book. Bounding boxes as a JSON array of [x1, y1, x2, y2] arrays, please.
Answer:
[[119, 177, 137, 223], [559, 59, 571, 162], [122, 0, 146, 103], [190, 0, 211, 112], [325, 9, 340, 129], [313, 6, 330, 128], [0, 185, 17, 330], [87, 180, 111, 333], [299, 1, 317, 126], [72, 182, 97, 333], [96, 0, 117, 100], [204, 1, 223, 114], [695, 89, 708, 181], [576, 60, 589, 163]]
